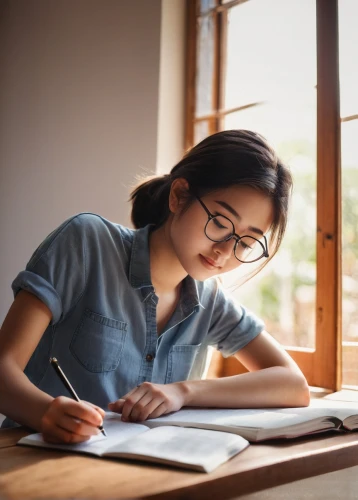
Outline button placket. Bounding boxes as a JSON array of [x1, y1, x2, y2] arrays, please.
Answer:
[[137, 290, 158, 385]]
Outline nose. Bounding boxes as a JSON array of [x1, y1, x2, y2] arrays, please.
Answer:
[[213, 238, 235, 258]]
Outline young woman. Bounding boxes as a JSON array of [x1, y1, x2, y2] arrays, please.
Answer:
[[0, 130, 309, 444]]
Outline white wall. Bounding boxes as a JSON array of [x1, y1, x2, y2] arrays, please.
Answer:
[[0, 0, 185, 324], [156, 0, 186, 175]]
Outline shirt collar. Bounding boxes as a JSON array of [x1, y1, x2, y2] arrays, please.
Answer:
[[129, 225, 153, 290], [181, 275, 205, 315]]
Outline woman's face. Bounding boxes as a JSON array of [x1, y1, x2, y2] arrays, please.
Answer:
[[168, 183, 275, 281]]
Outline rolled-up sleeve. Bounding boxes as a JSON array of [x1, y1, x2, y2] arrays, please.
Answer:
[[207, 284, 265, 357], [11, 215, 87, 325]]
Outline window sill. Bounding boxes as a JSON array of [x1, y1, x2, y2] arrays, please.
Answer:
[[309, 386, 332, 398], [322, 389, 358, 403], [309, 386, 358, 402]]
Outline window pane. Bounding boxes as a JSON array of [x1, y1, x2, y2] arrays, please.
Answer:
[[339, 0, 358, 387], [339, 0, 358, 117], [194, 120, 210, 145], [224, 0, 316, 110], [223, 97, 317, 348], [341, 119, 358, 387], [196, 14, 215, 118], [200, 0, 216, 14]]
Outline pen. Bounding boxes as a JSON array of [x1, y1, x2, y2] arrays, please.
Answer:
[[50, 357, 107, 437]]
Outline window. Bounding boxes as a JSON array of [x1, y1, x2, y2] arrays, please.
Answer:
[[187, 0, 347, 390], [339, 0, 358, 388]]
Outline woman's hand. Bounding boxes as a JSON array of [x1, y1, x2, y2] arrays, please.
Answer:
[[40, 396, 105, 444], [108, 381, 189, 422]]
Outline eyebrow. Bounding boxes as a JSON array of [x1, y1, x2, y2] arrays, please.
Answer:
[[215, 200, 264, 236]]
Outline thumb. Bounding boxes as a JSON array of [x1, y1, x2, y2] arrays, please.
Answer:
[[108, 399, 125, 412]]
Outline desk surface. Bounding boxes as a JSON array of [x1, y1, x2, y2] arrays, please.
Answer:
[[1, 428, 358, 500]]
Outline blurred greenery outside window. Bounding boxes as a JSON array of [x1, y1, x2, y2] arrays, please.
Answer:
[[339, 0, 358, 386]]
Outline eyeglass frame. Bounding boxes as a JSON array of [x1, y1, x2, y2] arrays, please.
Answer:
[[195, 195, 269, 264]]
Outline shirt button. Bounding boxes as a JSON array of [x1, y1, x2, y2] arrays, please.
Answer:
[[146, 354, 154, 362]]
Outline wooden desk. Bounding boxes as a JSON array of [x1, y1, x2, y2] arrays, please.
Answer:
[[1, 428, 358, 499]]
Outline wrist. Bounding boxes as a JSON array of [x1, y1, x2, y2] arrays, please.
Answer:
[[37, 395, 55, 431], [175, 380, 194, 406]]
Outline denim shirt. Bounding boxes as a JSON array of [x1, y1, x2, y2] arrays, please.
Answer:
[[2, 213, 264, 428]]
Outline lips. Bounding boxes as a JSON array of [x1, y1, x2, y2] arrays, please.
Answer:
[[200, 254, 221, 269]]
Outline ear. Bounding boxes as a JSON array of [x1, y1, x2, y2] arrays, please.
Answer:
[[168, 178, 190, 214]]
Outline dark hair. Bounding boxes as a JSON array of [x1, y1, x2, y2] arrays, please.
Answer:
[[130, 129, 292, 268]]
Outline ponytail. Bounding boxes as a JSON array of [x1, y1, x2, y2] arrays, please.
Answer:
[[130, 174, 171, 229]]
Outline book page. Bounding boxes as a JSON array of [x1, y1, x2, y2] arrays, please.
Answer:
[[147, 401, 358, 429], [146, 408, 305, 433], [145, 406, 346, 441], [104, 426, 249, 473], [278, 399, 358, 421], [285, 400, 358, 430], [146, 408, 261, 429], [18, 415, 148, 456]]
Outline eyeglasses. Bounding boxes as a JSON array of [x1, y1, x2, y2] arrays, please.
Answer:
[[196, 196, 269, 264]]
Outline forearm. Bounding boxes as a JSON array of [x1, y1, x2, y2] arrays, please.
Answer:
[[180, 366, 310, 409], [0, 357, 53, 431]]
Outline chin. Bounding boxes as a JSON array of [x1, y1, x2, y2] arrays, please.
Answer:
[[185, 265, 221, 282], [178, 253, 222, 281]]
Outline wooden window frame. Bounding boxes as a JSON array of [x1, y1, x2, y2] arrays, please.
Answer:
[[185, 0, 342, 390]]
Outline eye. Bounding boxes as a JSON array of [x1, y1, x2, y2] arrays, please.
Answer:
[[239, 240, 253, 250], [213, 217, 228, 229]]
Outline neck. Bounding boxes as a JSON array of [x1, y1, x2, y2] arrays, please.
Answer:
[[149, 220, 187, 295]]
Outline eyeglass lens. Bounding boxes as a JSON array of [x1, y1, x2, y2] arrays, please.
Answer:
[[205, 216, 265, 262]]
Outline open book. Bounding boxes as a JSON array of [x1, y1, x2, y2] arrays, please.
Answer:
[[17, 413, 249, 473], [145, 399, 358, 442], [18, 399, 358, 472]]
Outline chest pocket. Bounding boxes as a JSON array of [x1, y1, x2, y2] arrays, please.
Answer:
[[165, 344, 202, 383], [70, 309, 127, 373]]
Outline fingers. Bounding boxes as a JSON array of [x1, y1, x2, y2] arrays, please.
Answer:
[[42, 422, 97, 444], [145, 402, 168, 420], [109, 383, 169, 422], [56, 413, 101, 436], [124, 392, 164, 422], [108, 399, 125, 413], [41, 396, 104, 444], [62, 399, 103, 427], [107, 385, 140, 414], [83, 401, 106, 420]]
